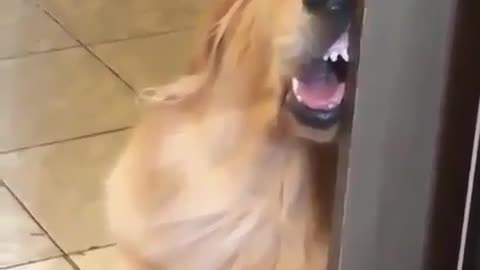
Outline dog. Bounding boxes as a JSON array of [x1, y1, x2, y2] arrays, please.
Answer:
[[105, 0, 352, 269]]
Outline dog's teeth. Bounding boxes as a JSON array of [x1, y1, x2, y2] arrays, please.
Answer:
[[323, 51, 336, 61], [292, 78, 302, 102], [292, 77, 299, 92], [331, 51, 339, 62], [295, 90, 302, 102], [341, 49, 349, 62]]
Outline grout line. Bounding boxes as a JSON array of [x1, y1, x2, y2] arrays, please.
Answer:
[[0, 45, 81, 61], [2, 182, 81, 270], [40, 9, 137, 94], [2, 254, 65, 269], [0, 27, 192, 63], [68, 243, 117, 256], [1, 177, 115, 269], [64, 244, 117, 269], [0, 126, 131, 154], [85, 27, 194, 47]]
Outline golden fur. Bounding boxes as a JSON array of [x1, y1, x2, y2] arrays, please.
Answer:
[[105, 0, 339, 269]]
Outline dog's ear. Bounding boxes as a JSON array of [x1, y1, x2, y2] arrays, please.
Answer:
[[188, 0, 245, 74]]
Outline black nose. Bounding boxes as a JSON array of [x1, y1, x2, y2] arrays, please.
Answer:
[[303, 0, 348, 12], [303, 0, 327, 12]]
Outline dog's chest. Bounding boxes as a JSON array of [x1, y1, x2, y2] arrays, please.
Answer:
[[146, 118, 327, 269], [150, 146, 325, 268], [149, 184, 324, 270]]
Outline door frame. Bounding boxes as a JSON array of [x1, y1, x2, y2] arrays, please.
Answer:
[[325, 0, 479, 269]]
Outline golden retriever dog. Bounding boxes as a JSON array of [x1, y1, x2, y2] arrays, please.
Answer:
[[105, 0, 352, 269]]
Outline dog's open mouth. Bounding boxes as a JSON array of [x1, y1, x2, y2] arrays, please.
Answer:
[[288, 31, 349, 129]]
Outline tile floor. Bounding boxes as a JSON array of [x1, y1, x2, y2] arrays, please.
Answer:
[[0, 0, 202, 268]]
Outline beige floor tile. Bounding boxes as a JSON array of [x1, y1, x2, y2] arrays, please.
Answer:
[[13, 258, 73, 270], [71, 247, 115, 270], [39, 0, 204, 44], [0, 47, 136, 152], [92, 31, 194, 91], [0, 186, 61, 268], [0, 131, 129, 253], [0, 0, 77, 59]]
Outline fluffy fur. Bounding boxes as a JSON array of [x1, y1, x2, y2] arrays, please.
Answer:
[[105, 0, 339, 269]]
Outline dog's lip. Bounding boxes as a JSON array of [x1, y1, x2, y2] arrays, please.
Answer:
[[289, 29, 349, 111], [290, 52, 347, 111], [291, 73, 345, 111], [282, 29, 350, 129], [287, 77, 344, 114], [286, 91, 342, 129]]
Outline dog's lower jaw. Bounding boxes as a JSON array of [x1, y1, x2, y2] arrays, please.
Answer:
[[283, 111, 338, 143]]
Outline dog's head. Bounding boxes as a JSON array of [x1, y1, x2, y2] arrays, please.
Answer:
[[190, 0, 352, 142]]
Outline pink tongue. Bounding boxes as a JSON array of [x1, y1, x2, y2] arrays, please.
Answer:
[[297, 81, 345, 110]]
